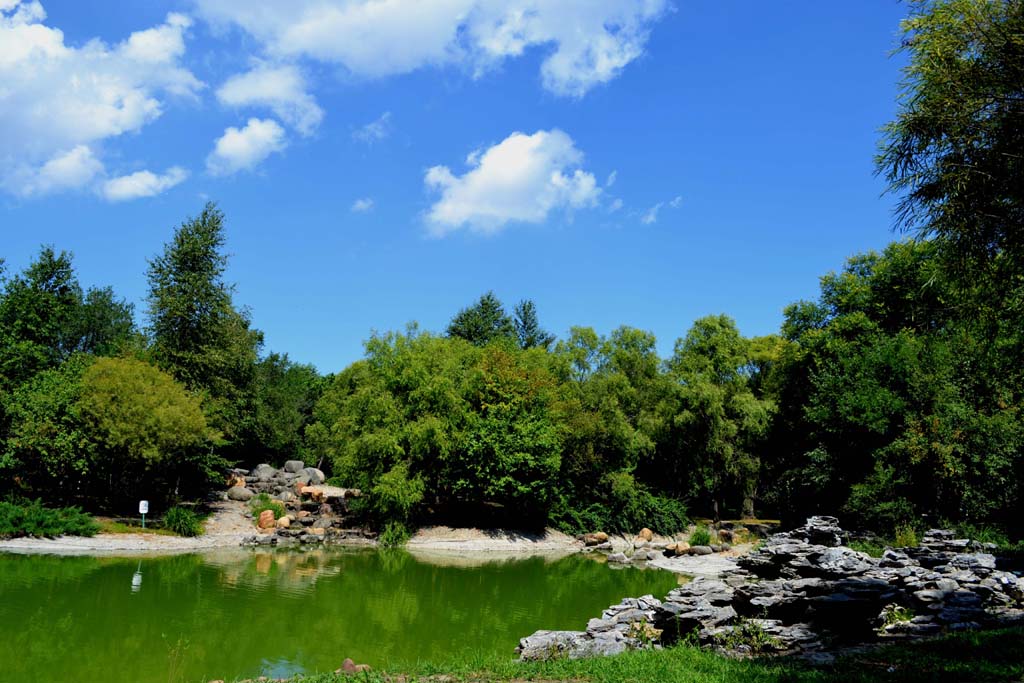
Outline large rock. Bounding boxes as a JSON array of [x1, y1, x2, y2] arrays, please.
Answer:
[[283, 460, 305, 473], [226, 487, 255, 502], [637, 528, 654, 542], [253, 464, 277, 481], [257, 509, 276, 529], [303, 467, 326, 485]]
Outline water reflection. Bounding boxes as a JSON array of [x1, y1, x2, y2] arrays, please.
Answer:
[[0, 548, 678, 683]]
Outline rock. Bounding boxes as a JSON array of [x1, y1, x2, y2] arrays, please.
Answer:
[[225, 473, 246, 488], [257, 510, 276, 529], [313, 517, 333, 529], [718, 529, 734, 543], [517, 631, 588, 660], [638, 528, 654, 542], [303, 467, 326, 485], [275, 516, 291, 529], [227, 487, 255, 502], [689, 545, 713, 556], [607, 552, 629, 564], [582, 532, 610, 546], [341, 658, 356, 673], [253, 464, 277, 481], [273, 491, 296, 503], [283, 460, 305, 473]]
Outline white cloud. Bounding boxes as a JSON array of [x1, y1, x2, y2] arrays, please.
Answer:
[[606, 170, 617, 187], [206, 118, 287, 176], [351, 197, 374, 212], [15, 145, 104, 197], [640, 195, 682, 224], [424, 128, 599, 236], [608, 197, 624, 212], [217, 64, 323, 136], [0, 2, 201, 196], [352, 111, 392, 144], [101, 166, 188, 201], [194, 0, 669, 96]]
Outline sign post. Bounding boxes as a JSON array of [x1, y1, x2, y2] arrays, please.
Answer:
[[139, 500, 149, 529]]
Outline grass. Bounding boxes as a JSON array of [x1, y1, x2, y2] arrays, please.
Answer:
[[249, 626, 1024, 683], [249, 493, 286, 522], [688, 524, 712, 546], [96, 519, 178, 536], [0, 499, 99, 538], [848, 539, 886, 558], [163, 505, 204, 536]]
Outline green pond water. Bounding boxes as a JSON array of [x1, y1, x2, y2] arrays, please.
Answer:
[[0, 548, 679, 683]]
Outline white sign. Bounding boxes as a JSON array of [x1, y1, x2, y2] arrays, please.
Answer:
[[138, 500, 149, 515]]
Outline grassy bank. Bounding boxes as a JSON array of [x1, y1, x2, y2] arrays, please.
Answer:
[[256, 626, 1024, 683]]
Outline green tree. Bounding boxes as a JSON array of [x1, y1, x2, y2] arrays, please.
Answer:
[[513, 299, 556, 350], [252, 352, 322, 464], [878, 0, 1024, 273], [77, 357, 218, 505], [667, 315, 774, 520], [446, 291, 515, 346], [146, 203, 262, 450]]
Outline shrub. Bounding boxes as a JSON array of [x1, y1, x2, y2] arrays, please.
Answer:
[[713, 619, 781, 654], [878, 603, 914, 633], [849, 539, 886, 558], [379, 520, 410, 548], [163, 506, 203, 537], [249, 493, 285, 521], [0, 499, 99, 538], [894, 524, 918, 548], [689, 525, 712, 546]]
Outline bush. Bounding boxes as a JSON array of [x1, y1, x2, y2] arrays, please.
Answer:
[[894, 524, 918, 548], [163, 506, 203, 537], [689, 525, 712, 546], [379, 520, 410, 548], [249, 493, 285, 521], [849, 539, 886, 558], [0, 499, 99, 538]]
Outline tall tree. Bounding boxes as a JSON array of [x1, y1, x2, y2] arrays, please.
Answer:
[[514, 299, 556, 350], [446, 291, 515, 346], [667, 315, 774, 520], [146, 203, 262, 448], [878, 0, 1024, 273]]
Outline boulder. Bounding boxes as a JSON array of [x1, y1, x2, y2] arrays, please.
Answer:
[[253, 463, 277, 481], [689, 545, 714, 556], [607, 552, 629, 564], [638, 528, 654, 542], [225, 473, 246, 488], [582, 532, 610, 546], [275, 516, 291, 529], [303, 467, 326, 485], [283, 460, 305, 473], [226, 487, 255, 502], [257, 509, 276, 529]]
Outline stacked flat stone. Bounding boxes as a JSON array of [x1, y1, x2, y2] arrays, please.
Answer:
[[518, 516, 1024, 661]]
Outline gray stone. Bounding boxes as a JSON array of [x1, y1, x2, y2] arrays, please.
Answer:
[[283, 460, 305, 473], [303, 467, 326, 485], [690, 545, 713, 556], [253, 463, 276, 481], [226, 486, 255, 502], [607, 552, 629, 564]]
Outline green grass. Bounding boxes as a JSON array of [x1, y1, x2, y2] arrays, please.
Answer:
[[250, 627, 1024, 683], [689, 524, 712, 546], [0, 499, 99, 539], [96, 519, 178, 536], [163, 505, 204, 537], [249, 493, 286, 522], [848, 539, 886, 557]]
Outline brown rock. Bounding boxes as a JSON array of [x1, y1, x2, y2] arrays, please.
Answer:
[[354, 664, 371, 673], [275, 516, 291, 529], [257, 509, 276, 529], [297, 510, 311, 518], [341, 658, 356, 673], [673, 542, 690, 556], [226, 474, 245, 488], [638, 528, 654, 542], [311, 527, 325, 535]]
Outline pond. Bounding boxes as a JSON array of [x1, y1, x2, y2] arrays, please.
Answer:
[[0, 549, 680, 683]]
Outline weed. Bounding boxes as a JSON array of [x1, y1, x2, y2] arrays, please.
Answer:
[[163, 506, 203, 537], [689, 525, 712, 547]]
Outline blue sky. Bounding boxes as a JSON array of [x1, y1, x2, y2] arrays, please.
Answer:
[[1, 1, 910, 373]]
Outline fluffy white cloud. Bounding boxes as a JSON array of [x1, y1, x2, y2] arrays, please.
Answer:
[[351, 197, 374, 212], [101, 167, 188, 202], [424, 129, 599, 236], [15, 145, 104, 197], [217, 64, 323, 135], [194, 0, 669, 96], [352, 111, 392, 144], [0, 2, 201, 196], [206, 118, 287, 176]]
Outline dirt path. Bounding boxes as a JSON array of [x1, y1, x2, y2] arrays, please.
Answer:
[[0, 500, 255, 555]]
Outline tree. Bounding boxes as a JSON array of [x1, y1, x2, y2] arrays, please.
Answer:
[[878, 0, 1024, 273], [77, 357, 218, 505], [446, 291, 515, 346], [252, 353, 322, 464], [514, 299, 556, 350], [667, 315, 774, 520], [146, 203, 262, 449], [0, 247, 134, 392]]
